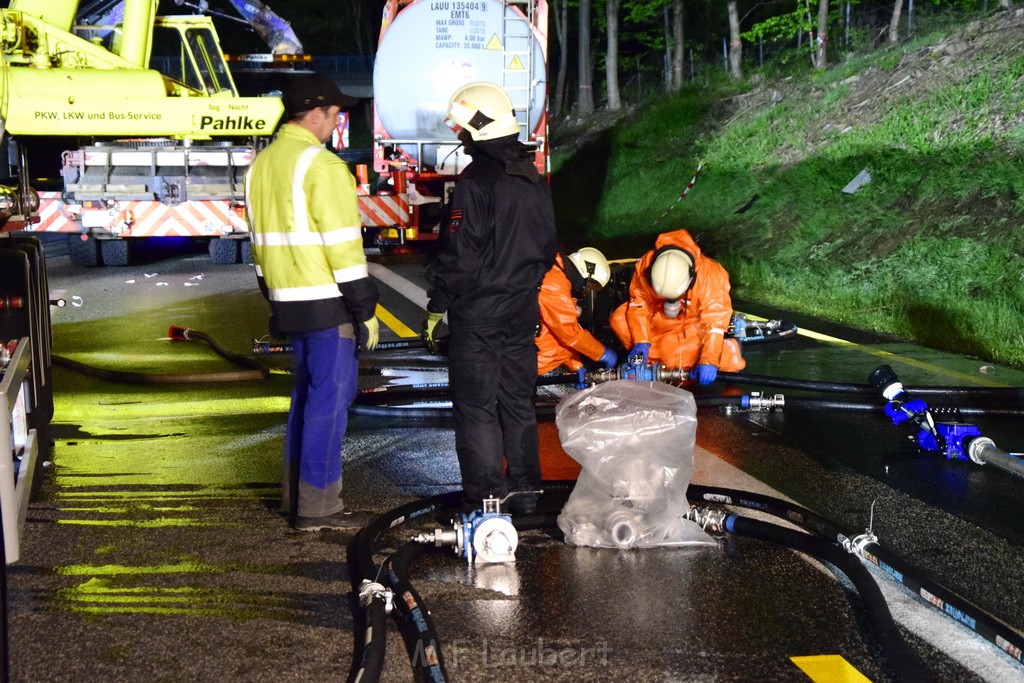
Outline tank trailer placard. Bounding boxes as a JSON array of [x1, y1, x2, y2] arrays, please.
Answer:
[[432, 1, 491, 50], [374, 0, 546, 145]]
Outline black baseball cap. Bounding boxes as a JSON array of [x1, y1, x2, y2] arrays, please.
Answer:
[[283, 73, 360, 115]]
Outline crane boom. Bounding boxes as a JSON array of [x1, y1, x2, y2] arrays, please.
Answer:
[[170, 0, 302, 55], [221, 0, 302, 55]]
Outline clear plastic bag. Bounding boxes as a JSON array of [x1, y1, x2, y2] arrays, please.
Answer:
[[555, 380, 715, 549]]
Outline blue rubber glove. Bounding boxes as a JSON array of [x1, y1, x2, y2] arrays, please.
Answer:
[[597, 346, 618, 369], [690, 364, 718, 386], [628, 343, 651, 364], [575, 367, 588, 390]]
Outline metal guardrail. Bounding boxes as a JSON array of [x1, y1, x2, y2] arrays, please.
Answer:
[[0, 337, 39, 565]]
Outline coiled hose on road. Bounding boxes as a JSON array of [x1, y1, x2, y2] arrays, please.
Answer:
[[345, 482, 951, 683]]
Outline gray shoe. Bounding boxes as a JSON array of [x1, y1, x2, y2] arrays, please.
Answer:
[[293, 509, 375, 531]]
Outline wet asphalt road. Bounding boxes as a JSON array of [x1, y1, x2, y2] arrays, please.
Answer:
[[4, 239, 1024, 682]]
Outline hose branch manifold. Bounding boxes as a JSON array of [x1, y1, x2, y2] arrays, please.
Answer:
[[587, 361, 688, 384]]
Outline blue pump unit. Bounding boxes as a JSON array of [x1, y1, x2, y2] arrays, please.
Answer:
[[870, 364, 985, 460]]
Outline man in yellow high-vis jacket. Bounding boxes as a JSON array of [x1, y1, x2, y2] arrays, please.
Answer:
[[245, 73, 379, 532]]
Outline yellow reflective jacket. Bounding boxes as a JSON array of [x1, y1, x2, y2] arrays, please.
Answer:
[[245, 123, 376, 333]]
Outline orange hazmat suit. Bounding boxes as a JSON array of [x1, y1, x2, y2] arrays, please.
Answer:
[[536, 253, 607, 374], [610, 229, 745, 372]]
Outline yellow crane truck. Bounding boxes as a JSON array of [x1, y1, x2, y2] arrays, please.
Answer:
[[0, 0, 283, 265]]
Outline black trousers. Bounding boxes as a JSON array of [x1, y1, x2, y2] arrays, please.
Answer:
[[448, 307, 541, 501]]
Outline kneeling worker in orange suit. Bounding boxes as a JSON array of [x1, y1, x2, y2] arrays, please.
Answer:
[[536, 247, 619, 374], [609, 229, 745, 385]]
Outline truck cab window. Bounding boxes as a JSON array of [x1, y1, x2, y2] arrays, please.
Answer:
[[150, 26, 203, 92], [186, 28, 235, 95]]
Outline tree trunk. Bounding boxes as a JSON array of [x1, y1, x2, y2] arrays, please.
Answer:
[[815, 0, 829, 69], [663, 6, 672, 91], [671, 0, 685, 91], [888, 0, 903, 44], [605, 0, 621, 110], [552, 0, 570, 116], [727, 1, 742, 80], [577, 0, 594, 114]]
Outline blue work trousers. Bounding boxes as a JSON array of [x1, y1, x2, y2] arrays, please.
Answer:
[[447, 306, 541, 502], [282, 327, 358, 518]]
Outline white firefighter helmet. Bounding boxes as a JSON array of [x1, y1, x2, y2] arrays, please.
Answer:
[[567, 247, 611, 288], [650, 249, 694, 300], [446, 82, 521, 141]]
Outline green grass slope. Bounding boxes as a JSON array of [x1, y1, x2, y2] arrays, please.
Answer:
[[552, 9, 1024, 368]]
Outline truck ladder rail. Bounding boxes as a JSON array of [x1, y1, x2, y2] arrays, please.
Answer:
[[501, 0, 538, 135]]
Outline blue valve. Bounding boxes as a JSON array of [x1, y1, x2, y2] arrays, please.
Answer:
[[619, 360, 658, 381]]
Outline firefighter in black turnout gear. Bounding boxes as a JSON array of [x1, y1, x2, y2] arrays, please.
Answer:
[[423, 82, 557, 513]]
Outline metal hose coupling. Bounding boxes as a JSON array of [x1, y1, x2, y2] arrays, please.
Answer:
[[167, 325, 195, 341], [684, 506, 729, 532], [587, 362, 689, 384], [841, 531, 878, 558], [605, 510, 642, 548], [357, 579, 394, 614], [743, 392, 785, 412], [721, 392, 786, 415], [965, 435, 1024, 480], [412, 527, 460, 547]]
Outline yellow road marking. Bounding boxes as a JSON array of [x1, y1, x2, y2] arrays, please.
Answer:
[[790, 655, 871, 682], [376, 304, 418, 338], [739, 312, 1007, 387]]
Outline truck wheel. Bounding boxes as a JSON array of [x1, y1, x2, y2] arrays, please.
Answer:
[[209, 238, 240, 265], [68, 235, 100, 267], [240, 239, 253, 265], [99, 238, 130, 267]]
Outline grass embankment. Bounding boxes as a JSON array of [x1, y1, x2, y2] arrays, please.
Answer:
[[551, 11, 1024, 368]]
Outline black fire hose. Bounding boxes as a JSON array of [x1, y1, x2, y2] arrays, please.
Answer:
[[688, 485, 1024, 668], [385, 542, 450, 683], [716, 371, 1024, 402], [345, 487, 571, 683], [351, 589, 388, 683], [350, 383, 1024, 421], [53, 325, 269, 383], [353, 482, 940, 680], [347, 491, 463, 683], [357, 361, 1024, 403], [720, 512, 933, 682]]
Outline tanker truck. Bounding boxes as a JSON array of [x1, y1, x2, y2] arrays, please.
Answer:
[[0, 0, 283, 266], [361, 0, 549, 252]]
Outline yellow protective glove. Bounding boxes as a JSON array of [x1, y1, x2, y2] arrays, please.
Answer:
[[362, 316, 379, 351], [422, 311, 444, 353]]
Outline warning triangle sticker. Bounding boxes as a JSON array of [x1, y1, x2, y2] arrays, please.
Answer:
[[486, 34, 503, 50], [508, 55, 525, 70]]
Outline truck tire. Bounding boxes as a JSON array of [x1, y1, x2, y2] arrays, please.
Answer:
[[68, 235, 101, 267], [240, 238, 253, 265], [99, 238, 130, 267], [209, 238, 240, 265]]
